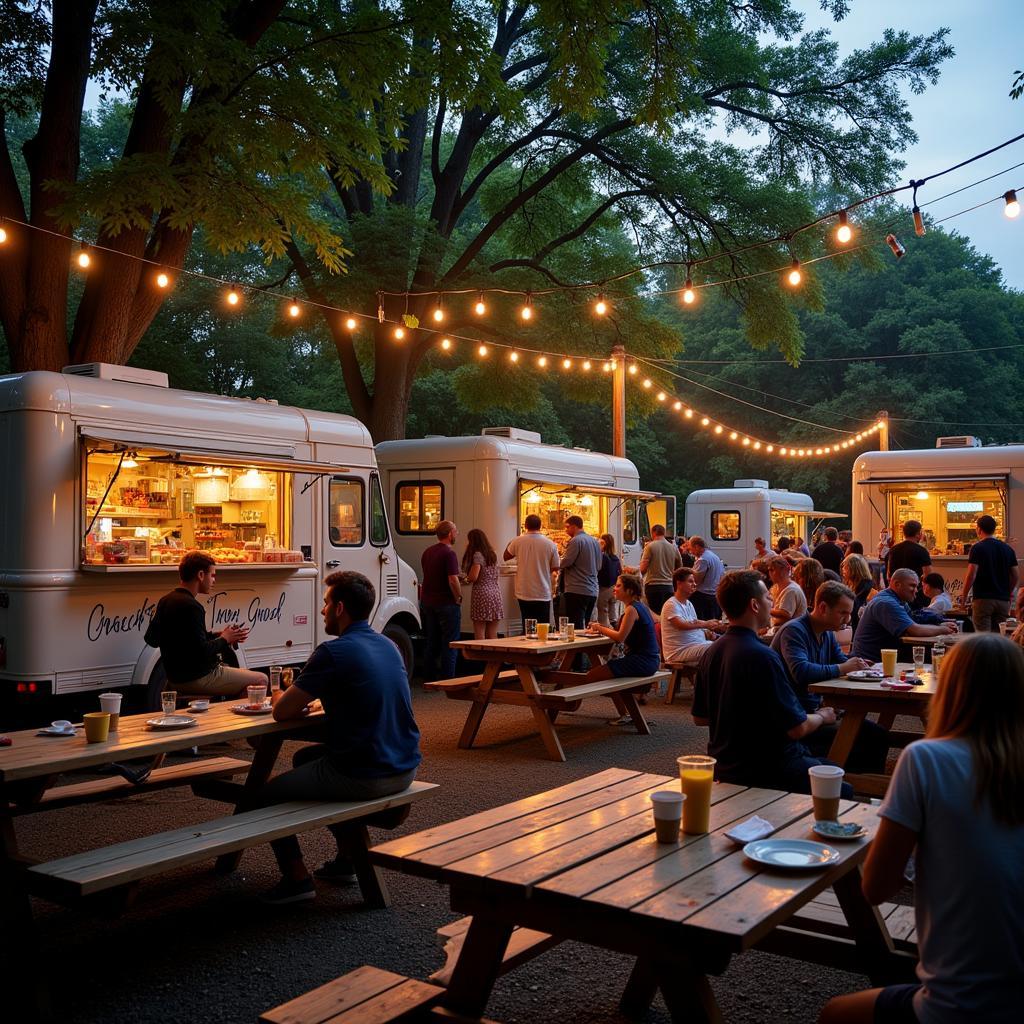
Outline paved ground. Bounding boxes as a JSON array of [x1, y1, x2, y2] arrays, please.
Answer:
[[16, 688, 894, 1024]]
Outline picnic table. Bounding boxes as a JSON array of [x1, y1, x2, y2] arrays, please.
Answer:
[[371, 767, 909, 1023], [438, 634, 665, 762]]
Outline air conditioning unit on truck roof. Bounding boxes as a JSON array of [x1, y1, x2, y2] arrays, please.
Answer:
[[936, 436, 981, 449]]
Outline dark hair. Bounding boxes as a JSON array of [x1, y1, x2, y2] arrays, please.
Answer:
[[754, 536, 766, 547], [767, 555, 791, 573], [923, 572, 945, 590], [324, 570, 375, 620], [435, 519, 456, 541], [717, 569, 766, 620], [462, 528, 497, 572], [847, 540, 864, 555], [179, 551, 215, 581], [815, 580, 854, 608], [524, 514, 542, 531], [566, 515, 584, 529], [600, 533, 616, 556], [618, 573, 643, 599], [688, 535, 706, 551], [822, 569, 842, 582], [824, 527, 839, 541], [777, 536, 792, 551], [902, 519, 922, 539], [672, 566, 695, 587], [651, 524, 666, 536], [977, 514, 997, 535]]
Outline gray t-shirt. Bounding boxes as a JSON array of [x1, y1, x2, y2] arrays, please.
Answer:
[[560, 531, 601, 596], [881, 738, 1024, 1023], [642, 537, 682, 586], [506, 532, 560, 601], [693, 547, 724, 595]]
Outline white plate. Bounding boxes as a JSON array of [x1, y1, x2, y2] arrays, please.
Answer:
[[813, 821, 867, 841], [145, 715, 198, 730], [743, 838, 840, 869], [846, 670, 886, 681], [231, 703, 273, 716]]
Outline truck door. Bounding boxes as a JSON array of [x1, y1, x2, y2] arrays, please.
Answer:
[[324, 475, 374, 627]]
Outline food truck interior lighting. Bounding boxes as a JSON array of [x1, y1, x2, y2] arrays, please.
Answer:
[[122, 450, 139, 469], [915, 491, 930, 501], [835, 210, 852, 244], [1005, 190, 1021, 218]]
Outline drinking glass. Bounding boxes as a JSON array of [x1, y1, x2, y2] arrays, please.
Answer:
[[525, 618, 538, 639], [281, 667, 294, 689], [269, 665, 283, 692], [558, 616, 569, 637], [912, 646, 926, 673], [247, 683, 268, 708], [160, 690, 177, 716]]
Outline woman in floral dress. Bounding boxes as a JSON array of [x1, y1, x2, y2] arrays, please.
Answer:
[[461, 529, 503, 639]]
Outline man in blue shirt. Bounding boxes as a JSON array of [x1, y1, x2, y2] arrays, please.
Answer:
[[257, 571, 422, 904], [689, 535, 724, 619], [852, 568, 956, 662], [773, 581, 890, 774], [693, 570, 849, 795]]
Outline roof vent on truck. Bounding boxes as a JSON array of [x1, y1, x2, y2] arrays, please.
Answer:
[[733, 479, 769, 488], [482, 426, 542, 443], [936, 435, 981, 449], [62, 362, 170, 388]]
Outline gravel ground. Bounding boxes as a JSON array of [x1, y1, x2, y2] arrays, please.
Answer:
[[15, 689, 893, 1024]]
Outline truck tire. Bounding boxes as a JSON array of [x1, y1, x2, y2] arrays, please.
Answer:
[[383, 621, 414, 680]]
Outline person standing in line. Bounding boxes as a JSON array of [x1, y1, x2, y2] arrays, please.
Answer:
[[962, 514, 1019, 633], [689, 535, 724, 619], [504, 513, 560, 629], [597, 533, 622, 626], [887, 520, 932, 610], [640, 524, 682, 614], [461, 528, 503, 640], [677, 535, 696, 568], [795, 535, 811, 557], [811, 526, 845, 574], [818, 633, 1024, 1024], [752, 536, 770, 563], [559, 515, 601, 629], [420, 520, 462, 680]]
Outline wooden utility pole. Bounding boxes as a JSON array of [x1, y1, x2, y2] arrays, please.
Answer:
[[877, 410, 890, 451], [612, 344, 626, 457]]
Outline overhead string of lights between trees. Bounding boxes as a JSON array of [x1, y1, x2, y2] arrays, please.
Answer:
[[0, 134, 1020, 461]]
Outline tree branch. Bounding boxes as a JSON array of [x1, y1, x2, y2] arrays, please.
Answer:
[[532, 188, 649, 263]]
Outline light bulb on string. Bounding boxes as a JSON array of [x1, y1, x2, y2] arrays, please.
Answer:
[[730, 431, 738, 440], [474, 292, 486, 315], [714, 425, 724, 435], [345, 317, 357, 330], [76, 243, 91, 269], [594, 294, 608, 316], [537, 355, 548, 368], [288, 300, 301, 318], [520, 294, 533, 321], [835, 210, 852, 244], [155, 272, 170, 289], [582, 360, 591, 371], [440, 337, 452, 351], [682, 273, 696, 305], [642, 378, 652, 389], [0, 222, 7, 244], [742, 437, 751, 446], [786, 257, 802, 287], [478, 344, 488, 357], [602, 361, 610, 372], [766, 445, 773, 453], [432, 301, 445, 323], [1004, 190, 1020, 219], [394, 326, 405, 340], [673, 401, 682, 411], [226, 287, 241, 307], [657, 392, 666, 402], [510, 350, 519, 363], [684, 409, 694, 419], [700, 417, 710, 426], [628, 363, 638, 376], [562, 357, 572, 370]]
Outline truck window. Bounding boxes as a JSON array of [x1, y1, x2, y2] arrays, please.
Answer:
[[622, 499, 637, 545], [396, 481, 443, 534], [886, 483, 1007, 555], [329, 478, 365, 547], [711, 511, 741, 541], [370, 474, 389, 546]]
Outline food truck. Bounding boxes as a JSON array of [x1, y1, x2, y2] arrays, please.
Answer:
[[0, 364, 421, 709], [684, 479, 845, 568], [375, 427, 664, 634], [852, 440, 1024, 602]]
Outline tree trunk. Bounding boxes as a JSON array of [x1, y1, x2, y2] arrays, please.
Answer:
[[363, 325, 419, 441]]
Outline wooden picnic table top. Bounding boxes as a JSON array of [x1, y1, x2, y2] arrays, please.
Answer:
[[450, 633, 614, 656], [810, 663, 937, 701], [899, 631, 964, 645], [0, 702, 324, 784], [371, 766, 878, 955]]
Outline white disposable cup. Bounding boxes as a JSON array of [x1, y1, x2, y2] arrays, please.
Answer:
[[651, 790, 685, 842], [808, 764, 845, 798], [99, 692, 122, 714]]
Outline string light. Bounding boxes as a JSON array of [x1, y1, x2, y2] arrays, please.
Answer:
[[76, 243, 91, 269], [478, 344, 488, 357], [1005, 190, 1021, 218], [642, 378, 652, 389], [583, 360, 592, 371], [682, 277, 696, 305], [432, 301, 445, 323], [602, 361, 611, 372], [537, 355, 548, 367], [0, 223, 7, 244], [288, 300, 301, 318], [785, 257, 802, 287], [628, 363, 638, 375], [520, 294, 533, 321], [836, 210, 852, 244], [440, 337, 452, 351], [345, 317, 357, 330], [594, 294, 608, 316], [657, 392, 666, 401], [155, 272, 170, 289], [885, 233, 906, 259], [509, 350, 519, 363], [673, 400, 682, 410], [226, 287, 241, 307], [394, 326, 405, 340], [562, 357, 572, 369], [474, 292, 487, 315]]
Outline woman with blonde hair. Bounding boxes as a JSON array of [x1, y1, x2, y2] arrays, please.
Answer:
[[793, 557, 824, 610], [460, 528, 503, 640], [841, 553, 876, 633], [819, 633, 1024, 1024]]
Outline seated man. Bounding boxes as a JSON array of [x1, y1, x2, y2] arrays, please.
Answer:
[[256, 570, 422, 904], [144, 551, 265, 703], [767, 555, 807, 628], [661, 567, 723, 666], [693, 570, 850, 795], [771, 581, 890, 774], [922, 572, 953, 614], [852, 568, 956, 662]]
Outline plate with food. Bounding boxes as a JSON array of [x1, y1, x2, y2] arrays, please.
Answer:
[[145, 715, 198, 730], [846, 669, 886, 681], [231, 703, 273, 716], [812, 820, 867, 841]]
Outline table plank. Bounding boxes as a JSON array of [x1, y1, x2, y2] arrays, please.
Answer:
[[450, 635, 614, 655]]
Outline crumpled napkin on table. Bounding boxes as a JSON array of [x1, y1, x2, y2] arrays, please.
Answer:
[[724, 815, 776, 843]]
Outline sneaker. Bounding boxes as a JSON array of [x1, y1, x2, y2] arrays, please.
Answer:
[[314, 857, 358, 884], [259, 877, 316, 905]]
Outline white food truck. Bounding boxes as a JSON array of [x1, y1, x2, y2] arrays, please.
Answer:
[[0, 364, 420, 711], [375, 427, 666, 635], [852, 439, 1024, 602], [684, 479, 845, 568]]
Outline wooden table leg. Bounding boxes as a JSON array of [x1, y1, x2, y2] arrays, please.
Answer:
[[620, 957, 659, 1016], [877, 711, 896, 731], [622, 955, 723, 1024], [618, 691, 651, 735], [442, 915, 515, 1019], [457, 661, 501, 750], [832, 869, 907, 985], [517, 665, 566, 761], [345, 823, 391, 908], [826, 708, 867, 767]]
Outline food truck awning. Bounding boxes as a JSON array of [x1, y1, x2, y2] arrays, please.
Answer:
[[857, 475, 1008, 486], [518, 472, 659, 500], [772, 506, 847, 519], [80, 428, 350, 475]]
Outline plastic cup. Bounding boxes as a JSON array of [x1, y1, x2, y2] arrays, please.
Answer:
[[650, 791, 685, 843], [98, 692, 122, 732], [269, 665, 283, 692], [83, 711, 111, 743], [678, 755, 716, 834], [247, 683, 268, 709], [809, 764, 845, 822], [536, 622, 550, 642], [880, 649, 898, 677], [525, 618, 538, 639], [161, 690, 177, 716]]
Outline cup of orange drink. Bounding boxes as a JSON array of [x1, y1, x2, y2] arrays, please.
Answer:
[[677, 755, 716, 834]]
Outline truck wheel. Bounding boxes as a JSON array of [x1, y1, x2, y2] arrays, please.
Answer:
[[383, 621, 414, 680]]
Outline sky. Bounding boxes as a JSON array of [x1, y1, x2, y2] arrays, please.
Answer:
[[798, 0, 1023, 288]]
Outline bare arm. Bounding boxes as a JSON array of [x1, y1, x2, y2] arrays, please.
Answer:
[[861, 817, 918, 905], [787, 707, 836, 740], [503, 544, 514, 561], [1010, 563, 1020, 592], [961, 563, 977, 598], [465, 562, 482, 583], [272, 683, 313, 721], [591, 603, 636, 643], [448, 574, 463, 602], [904, 621, 956, 637]]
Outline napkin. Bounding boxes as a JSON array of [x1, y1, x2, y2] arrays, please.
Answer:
[[724, 815, 776, 843]]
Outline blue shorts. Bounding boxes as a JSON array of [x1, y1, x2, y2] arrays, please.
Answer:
[[875, 984, 919, 1023], [608, 653, 661, 678]]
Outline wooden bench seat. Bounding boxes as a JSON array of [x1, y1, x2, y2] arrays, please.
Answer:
[[431, 916, 560, 987], [536, 670, 669, 704], [664, 663, 696, 704], [27, 780, 437, 907], [424, 671, 518, 694], [6, 756, 250, 816]]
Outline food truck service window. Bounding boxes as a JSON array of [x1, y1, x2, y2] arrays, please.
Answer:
[[885, 482, 1007, 555], [770, 508, 801, 547], [396, 481, 443, 534], [329, 478, 365, 547], [518, 481, 607, 556], [82, 448, 295, 565], [711, 511, 741, 541]]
